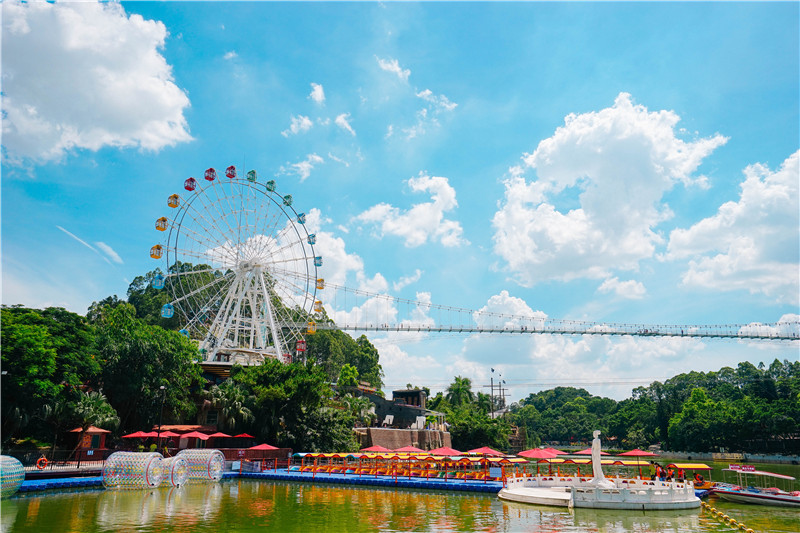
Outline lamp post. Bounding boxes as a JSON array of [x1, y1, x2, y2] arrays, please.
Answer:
[[157, 385, 167, 450]]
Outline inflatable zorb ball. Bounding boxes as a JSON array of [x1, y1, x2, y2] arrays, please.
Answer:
[[102, 452, 165, 489], [176, 449, 225, 482], [1, 456, 25, 498], [161, 456, 189, 487]]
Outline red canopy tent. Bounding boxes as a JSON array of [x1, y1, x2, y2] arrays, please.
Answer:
[[394, 445, 425, 453], [122, 431, 146, 438], [428, 446, 463, 456], [234, 433, 255, 439], [249, 443, 279, 450], [209, 432, 232, 438], [361, 445, 391, 452], [574, 447, 610, 455], [466, 446, 504, 456]]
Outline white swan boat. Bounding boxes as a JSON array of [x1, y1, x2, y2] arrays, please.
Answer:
[[498, 431, 700, 510]]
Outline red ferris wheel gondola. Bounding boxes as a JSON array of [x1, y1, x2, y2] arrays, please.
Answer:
[[225, 165, 236, 179], [184, 177, 197, 191], [204, 168, 217, 181]]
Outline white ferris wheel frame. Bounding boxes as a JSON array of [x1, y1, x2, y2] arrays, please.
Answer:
[[160, 174, 319, 364]]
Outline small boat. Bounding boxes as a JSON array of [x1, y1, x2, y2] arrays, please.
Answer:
[[713, 466, 799, 508], [666, 462, 715, 497]]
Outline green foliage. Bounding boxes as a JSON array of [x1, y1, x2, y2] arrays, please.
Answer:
[[337, 364, 360, 388], [1, 306, 100, 444], [305, 330, 384, 389], [233, 359, 356, 451], [446, 376, 475, 406], [447, 404, 511, 451], [93, 303, 202, 431], [205, 380, 254, 432]]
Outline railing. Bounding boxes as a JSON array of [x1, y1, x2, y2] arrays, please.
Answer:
[[3, 448, 114, 473]]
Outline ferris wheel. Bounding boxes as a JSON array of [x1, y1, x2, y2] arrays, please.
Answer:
[[150, 165, 323, 365]]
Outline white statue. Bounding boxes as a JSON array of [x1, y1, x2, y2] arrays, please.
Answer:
[[589, 430, 615, 488]]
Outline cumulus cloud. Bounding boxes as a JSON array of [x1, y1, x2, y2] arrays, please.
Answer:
[[355, 173, 467, 247], [309, 82, 325, 104], [2, 1, 192, 163], [597, 277, 646, 300], [666, 151, 799, 305], [278, 153, 323, 182], [492, 93, 727, 286], [335, 113, 356, 136], [376, 56, 410, 81], [281, 115, 313, 137]]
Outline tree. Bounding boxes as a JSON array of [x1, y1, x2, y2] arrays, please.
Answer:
[[70, 390, 119, 457], [205, 380, 254, 432], [446, 376, 475, 407], [94, 303, 202, 431], [337, 364, 359, 389]]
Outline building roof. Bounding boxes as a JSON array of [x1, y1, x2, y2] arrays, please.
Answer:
[[69, 426, 111, 434]]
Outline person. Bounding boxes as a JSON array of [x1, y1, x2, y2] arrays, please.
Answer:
[[666, 467, 674, 481], [677, 469, 685, 482], [649, 461, 657, 480], [694, 472, 705, 485]]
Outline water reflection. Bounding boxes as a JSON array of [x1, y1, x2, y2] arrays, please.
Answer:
[[1, 478, 798, 532]]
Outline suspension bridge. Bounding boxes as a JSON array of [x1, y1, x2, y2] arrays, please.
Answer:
[[310, 282, 799, 342]]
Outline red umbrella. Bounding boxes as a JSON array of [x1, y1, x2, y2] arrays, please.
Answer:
[[139, 431, 159, 438], [180, 431, 210, 441], [428, 446, 463, 456], [467, 446, 504, 456], [249, 443, 278, 450], [518, 448, 558, 459], [360, 445, 391, 452], [209, 432, 232, 438], [233, 433, 255, 439], [157, 431, 180, 438], [122, 431, 145, 438], [395, 445, 425, 453], [574, 448, 610, 455], [618, 448, 658, 457], [543, 447, 567, 455]]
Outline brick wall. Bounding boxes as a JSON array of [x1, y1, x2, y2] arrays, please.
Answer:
[[366, 428, 451, 451]]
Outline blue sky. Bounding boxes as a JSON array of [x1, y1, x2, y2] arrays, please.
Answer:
[[2, 1, 798, 401]]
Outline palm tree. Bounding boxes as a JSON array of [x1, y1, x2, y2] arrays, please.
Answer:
[[476, 392, 492, 414], [205, 381, 254, 432], [446, 376, 475, 407], [70, 391, 119, 458]]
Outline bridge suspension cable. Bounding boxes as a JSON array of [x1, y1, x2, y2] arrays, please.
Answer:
[[303, 280, 799, 341]]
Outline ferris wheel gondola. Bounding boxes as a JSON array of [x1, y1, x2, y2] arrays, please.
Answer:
[[150, 165, 323, 365]]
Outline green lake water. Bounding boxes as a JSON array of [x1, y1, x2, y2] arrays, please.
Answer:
[[2, 462, 798, 532]]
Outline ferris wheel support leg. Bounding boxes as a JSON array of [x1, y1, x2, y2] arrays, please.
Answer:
[[258, 269, 285, 362]]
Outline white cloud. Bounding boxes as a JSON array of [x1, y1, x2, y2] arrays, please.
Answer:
[[492, 93, 727, 286], [416, 89, 457, 112], [355, 173, 468, 247], [95, 242, 124, 264], [2, 1, 192, 163], [597, 277, 646, 300], [393, 269, 423, 291], [385, 125, 394, 139], [223, 51, 238, 60], [335, 113, 356, 136], [309, 83, 325, 104], [279, 153, 323, 182], [376, 56, 410, 81], [327, 152, 349, 167], [281, 115, 313, 137], [666, 151, 799, 305]]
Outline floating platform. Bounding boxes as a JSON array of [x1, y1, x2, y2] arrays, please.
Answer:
[[498, 485, 571, 506]]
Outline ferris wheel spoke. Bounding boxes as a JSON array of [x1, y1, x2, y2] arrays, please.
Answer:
[[170, 270, 234, 307], [186, 185, 243, 258], [175, 207, 240, 266]]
